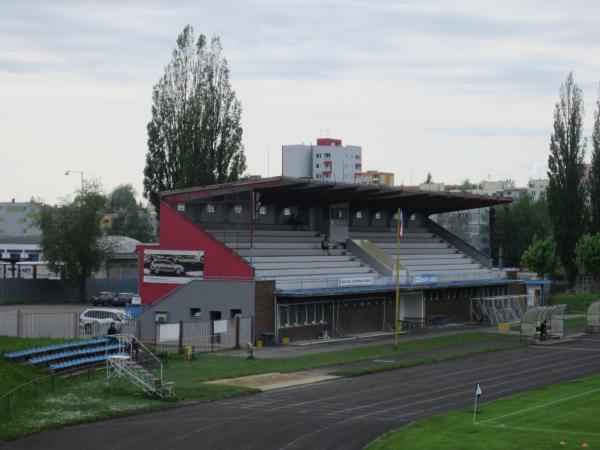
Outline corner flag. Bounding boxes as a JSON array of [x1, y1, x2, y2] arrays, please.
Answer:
[[475, 383, 482, 399]]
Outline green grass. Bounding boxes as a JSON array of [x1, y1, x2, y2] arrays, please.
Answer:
[[551, 292, 600, 314], [331, 342, 523, 377], [0, 331, 516, 441], [366, 374, 600, 450], [162, 331, 516, 385]]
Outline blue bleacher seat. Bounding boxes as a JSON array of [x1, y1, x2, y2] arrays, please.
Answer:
[[4, 338, 109, 361]]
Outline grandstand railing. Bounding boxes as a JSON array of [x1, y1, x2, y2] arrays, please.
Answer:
[[266, 270, 509, 291]]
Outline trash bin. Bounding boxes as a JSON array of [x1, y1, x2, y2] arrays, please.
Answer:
[[261, 332, 275, 346]]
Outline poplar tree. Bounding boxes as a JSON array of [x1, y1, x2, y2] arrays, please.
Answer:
[[143, 25, 246, 212], [590, 84, 600, 233], [547, 72, 587, 285]]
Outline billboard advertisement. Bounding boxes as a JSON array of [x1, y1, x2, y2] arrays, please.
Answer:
[[143, 249, 204, 284]]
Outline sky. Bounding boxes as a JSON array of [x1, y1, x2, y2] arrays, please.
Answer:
[[2, 0, 600, 204]]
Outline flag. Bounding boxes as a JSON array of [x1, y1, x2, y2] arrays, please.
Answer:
[[475, 383, 482, 399], [398, 210, 404, 239]]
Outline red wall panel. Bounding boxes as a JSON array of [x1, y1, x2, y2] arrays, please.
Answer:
[[137, 201, 254, 304]]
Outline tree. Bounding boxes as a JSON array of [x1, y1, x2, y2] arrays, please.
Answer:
[[107, 185, 154, 242], [547, 72, 587, 285], [143, 25, 247, 212], [458, 178, 478, 192], [491, 193, 552, 267], [39, 184, 108, 301], [590, 84, 600, 233], [109, 184, 137, 213], [521, 235, 560, 280], [575, 233, 600, 278]]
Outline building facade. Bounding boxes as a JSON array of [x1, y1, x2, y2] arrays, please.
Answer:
[[356, 170, 395, 187], [0, 200, 42, 237], [282, 138, 362, 183]]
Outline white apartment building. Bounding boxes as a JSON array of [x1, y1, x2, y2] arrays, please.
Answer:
[[282, 138, 362, 184]]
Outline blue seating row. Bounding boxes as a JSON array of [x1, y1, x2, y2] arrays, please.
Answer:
[[28, 344, 124, 365], [50, 353, 129, 371], [4, 337, 110, 360]]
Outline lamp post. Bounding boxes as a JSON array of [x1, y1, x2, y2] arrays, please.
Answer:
[[65, 170, 84, 192]]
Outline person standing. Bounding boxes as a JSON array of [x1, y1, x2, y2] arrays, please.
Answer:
[[321, 236, 331, 256], [539, 320, 547, 341]]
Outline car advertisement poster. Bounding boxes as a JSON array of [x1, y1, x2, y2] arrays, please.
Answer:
[[143, 249, 204, 284]]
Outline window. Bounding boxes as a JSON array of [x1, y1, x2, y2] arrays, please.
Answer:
[[374, 212, 381, 219], [230, 309, 242, 318], [283, 207, 291, 216], [355, 211, 362, 219], [234, 204, 242, 214], [259, 206, 267, 215], [324, 152, 331, 158], [316, 153, 322, 158], [315, 163, 320, 168], [316, 174, 321, 179], [355, 155, 361, 159], [177, 203, 185, 212], [190, 308, 202, 319], [206, 204, 215, 213]]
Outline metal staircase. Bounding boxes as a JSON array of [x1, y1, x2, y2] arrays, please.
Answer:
[[106, 335, 175, 398]]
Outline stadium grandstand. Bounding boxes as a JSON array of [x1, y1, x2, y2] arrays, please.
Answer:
[[135, 176, 524, 343]]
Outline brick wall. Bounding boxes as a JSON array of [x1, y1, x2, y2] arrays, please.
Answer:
[[254, 280, 275, 341]]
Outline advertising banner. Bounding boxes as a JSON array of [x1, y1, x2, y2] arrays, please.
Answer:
[[143, 249, 204, 284]]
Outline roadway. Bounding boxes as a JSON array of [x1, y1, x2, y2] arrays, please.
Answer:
[[4, 335, 600, 450]]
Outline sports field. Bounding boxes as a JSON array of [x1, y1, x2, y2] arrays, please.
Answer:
[[367, 373, 600, 450]]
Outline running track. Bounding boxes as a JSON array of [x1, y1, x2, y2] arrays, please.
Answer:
[[4, 336, 600, 450]]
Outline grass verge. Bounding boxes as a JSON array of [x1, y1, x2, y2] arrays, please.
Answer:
[[1, 331, 516, 441], [551, 292, 599, 314], [330, 342, 524, 377], [366, 373, 600, 450]]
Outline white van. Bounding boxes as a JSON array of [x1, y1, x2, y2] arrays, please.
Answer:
[[79, 308, 132, 336]]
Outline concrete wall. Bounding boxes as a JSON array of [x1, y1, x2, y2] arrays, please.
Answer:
[[136, 279, 255, 340]]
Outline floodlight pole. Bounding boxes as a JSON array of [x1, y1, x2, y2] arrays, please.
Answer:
[[65, 170, 84, 192], [394, 208, 401, 349]]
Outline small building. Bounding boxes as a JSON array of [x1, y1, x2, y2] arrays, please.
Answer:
[[356, 171, 395, 187]]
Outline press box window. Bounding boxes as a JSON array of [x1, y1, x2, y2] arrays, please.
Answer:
[[190, 308, 202, 319], [355, 211, 362, 219], [283, 208, 291, 216], [177, 203, 185, 212], [206, 204, 215, 213], [374, 212, 381, 219], [259, 206, 267, 215], [234, 204, 243, 214]]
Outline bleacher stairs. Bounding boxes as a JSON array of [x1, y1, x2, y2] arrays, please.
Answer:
[[349, 227, 493, 278], [205, 228, 379, 285], [106, 335, 175, 398]]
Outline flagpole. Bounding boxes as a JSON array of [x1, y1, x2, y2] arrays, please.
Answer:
[[394, 208, 401, 349], [473, 382, 481, 424], [472, 394, 478, 424]]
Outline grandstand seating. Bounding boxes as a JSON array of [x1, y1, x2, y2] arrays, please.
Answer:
[[205, 227, 378, 285], [3, 338, 126, 372], [349, 227, 492, 278], [4, 337, 110, 361]]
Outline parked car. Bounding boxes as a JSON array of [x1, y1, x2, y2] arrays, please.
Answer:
[[112, 292, 141, 306], [90, 291, 116, 306], [149, 259, 185, 276], [79, 308, 132, 336]]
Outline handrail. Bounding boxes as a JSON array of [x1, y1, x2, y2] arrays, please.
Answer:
[[109, 334, 164, 383]]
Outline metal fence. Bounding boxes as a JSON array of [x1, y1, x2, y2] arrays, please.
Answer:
[[0, 278, 138, 305], [154, 317, 252, 353], [0, 309, 139, 339]]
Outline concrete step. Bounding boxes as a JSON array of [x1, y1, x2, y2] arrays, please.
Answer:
[[246, 255, 353, 263], [393, 253, 466, 260], [377, 242, 449, 249], [386, 248, 458, 255], [217, 236, 323, 244], [205, 229, 322, 238], [236, 249, 348, 257], [252, 261, 364, 270], [404, 263, 481, 271], [256, 266, 374, 277], [225, 242, 334, 249]]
